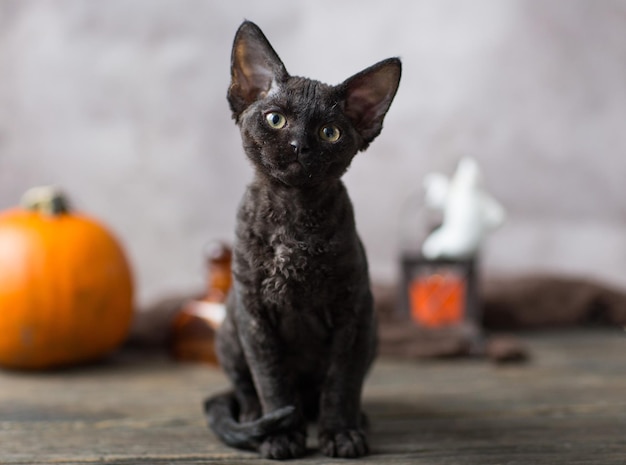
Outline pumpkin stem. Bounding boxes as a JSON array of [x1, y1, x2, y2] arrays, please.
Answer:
[[21, 186, 71, 216]]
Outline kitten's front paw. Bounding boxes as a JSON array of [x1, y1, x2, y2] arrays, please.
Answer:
[[259, 431, 306, 460], [319, 429, 369, 458]]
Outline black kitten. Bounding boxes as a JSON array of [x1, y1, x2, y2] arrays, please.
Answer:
[[204, 21, 401, 460]]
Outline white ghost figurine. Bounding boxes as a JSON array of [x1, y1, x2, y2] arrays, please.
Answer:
[[421, 157, 505, 260]]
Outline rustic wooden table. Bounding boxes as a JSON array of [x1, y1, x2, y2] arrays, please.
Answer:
[[0, 330, 624, 464]]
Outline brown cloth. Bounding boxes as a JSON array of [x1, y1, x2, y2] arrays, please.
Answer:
[[482, 275, 626, 329], [374, 275, 626, 363], [377, 319, 529, 364], [133, 275, 626, 364]]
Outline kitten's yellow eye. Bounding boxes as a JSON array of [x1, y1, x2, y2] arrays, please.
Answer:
[[319, 124, 341, 142], [265, 112, 287, 129]]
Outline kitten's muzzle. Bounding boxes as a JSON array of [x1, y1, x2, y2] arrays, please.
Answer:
[[290, 139, 310, 156]]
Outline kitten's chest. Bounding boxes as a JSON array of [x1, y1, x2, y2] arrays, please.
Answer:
[[235, 182, 359, 306], [260, 220, 338, 299]]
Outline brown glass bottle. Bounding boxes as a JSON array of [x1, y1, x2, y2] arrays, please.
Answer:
[[170, 242, 232, 364]]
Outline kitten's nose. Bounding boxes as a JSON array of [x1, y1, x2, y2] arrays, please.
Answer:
[[290, 140, 309, 155]]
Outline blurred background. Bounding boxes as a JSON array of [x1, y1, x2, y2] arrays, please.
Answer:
[[1, 0, 625, 309]]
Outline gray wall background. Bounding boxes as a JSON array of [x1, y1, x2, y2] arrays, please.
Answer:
[[1, 0, 625, 307]]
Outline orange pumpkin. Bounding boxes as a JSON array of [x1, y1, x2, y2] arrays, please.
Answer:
[[0, 187, 134, 369]]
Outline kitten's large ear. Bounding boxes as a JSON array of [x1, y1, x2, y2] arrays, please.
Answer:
[[340, 58, 401, 148], [228, 21, 289, 118]]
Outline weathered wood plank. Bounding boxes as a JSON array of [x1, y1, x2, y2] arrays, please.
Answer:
[[0, 330, 624, 464]]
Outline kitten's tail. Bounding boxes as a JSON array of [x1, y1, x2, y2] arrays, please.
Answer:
[[204, 392, 295, 450]]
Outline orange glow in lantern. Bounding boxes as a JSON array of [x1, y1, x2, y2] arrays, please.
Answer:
[[409, 273, 466, 327]]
